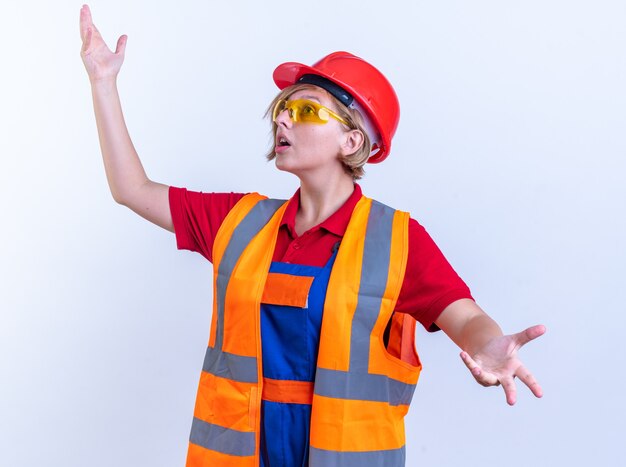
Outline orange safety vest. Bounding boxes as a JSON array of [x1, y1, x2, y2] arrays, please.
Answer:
[[186, 193, 422, 467]]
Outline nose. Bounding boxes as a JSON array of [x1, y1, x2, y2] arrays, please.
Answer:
[[274, 108, 293, 128]]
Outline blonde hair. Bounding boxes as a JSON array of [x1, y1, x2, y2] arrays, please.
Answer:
[[264, 83, 371, 180]]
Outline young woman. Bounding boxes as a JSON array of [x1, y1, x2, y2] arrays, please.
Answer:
[[79, 5, 545, 467]]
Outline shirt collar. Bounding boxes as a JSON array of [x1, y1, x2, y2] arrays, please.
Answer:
[[281, 183, 363, 237]]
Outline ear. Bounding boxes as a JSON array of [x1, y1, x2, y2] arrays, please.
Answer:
[[339, 129, 365, 157]]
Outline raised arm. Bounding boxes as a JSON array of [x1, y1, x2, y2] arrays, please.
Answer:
[[79, 4, 173, 232], [435, 298, 546, 405]]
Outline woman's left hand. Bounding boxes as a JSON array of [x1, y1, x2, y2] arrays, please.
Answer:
[[436, 299, 546, 406], [459, 324, 546, 405]]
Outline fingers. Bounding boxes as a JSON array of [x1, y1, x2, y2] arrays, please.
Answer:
[[81, 5, 97, 33], [513, 324, 546, 347], [500, 376, 517, 406], [81, 27, 92, 53], [80, 4, 103, 50], [80, 5, 94, 52], [460, 352, 499, 387], [515, 364, 543, 399], [115, 35, 128, 55], [460, 352, 540, 405], [82, 4, 92, 21], [502, 366, 544, 405], [79, 5, 91, 40]]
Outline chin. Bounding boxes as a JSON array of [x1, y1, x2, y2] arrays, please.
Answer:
[[274, 155, 297, 175]]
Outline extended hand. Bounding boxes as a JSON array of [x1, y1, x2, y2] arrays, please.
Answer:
[[79, 4, 127, 83], [460, 324, 546, 406]]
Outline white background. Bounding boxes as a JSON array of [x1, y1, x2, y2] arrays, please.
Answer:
[[1, 1, 624, 466]]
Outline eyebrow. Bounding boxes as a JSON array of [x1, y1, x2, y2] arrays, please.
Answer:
[[297, 95, 322, 103]]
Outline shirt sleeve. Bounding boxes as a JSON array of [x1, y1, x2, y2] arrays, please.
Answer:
[[395, 218, 474, 332], [168, 186, 247, 263]]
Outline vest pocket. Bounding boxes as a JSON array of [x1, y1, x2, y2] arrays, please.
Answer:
[[196, 371, 217, 421], [382, 312, 421, 368]]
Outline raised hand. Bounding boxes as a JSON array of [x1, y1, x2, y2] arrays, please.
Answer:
[[460, 324, 546, 406], [79, 4, 127, 83]]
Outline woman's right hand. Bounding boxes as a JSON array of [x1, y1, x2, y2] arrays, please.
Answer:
[[79, 4, 127, 84]]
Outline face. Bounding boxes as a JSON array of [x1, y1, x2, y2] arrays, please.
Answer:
[[272, 87, 351, 178]]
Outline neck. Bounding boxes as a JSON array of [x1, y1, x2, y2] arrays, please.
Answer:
[[294, 171, 355, 237]]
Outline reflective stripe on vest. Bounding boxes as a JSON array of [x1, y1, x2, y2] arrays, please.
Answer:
[[309, 446, 406, 467], [190, 418, 256, 457]]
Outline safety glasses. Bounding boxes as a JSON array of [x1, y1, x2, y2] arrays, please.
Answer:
[[272, 98, 350, 126]]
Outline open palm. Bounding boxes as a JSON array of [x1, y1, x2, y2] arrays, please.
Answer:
[[460, 324, 546, 405], [79, 4, 127, 82]]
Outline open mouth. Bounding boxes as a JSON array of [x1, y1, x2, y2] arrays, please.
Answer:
[[277, 137, 291, 147]]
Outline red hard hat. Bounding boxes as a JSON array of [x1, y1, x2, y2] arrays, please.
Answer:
[[273, 51, 400, 164]]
